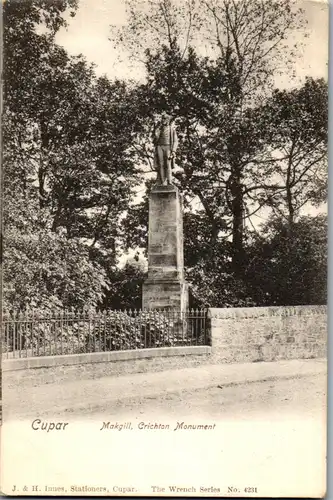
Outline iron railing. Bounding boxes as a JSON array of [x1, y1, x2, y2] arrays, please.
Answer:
[[1, 309, 210, 359]]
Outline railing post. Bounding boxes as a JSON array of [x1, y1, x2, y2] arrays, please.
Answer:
[[143, 309, 146, 348], [1, 306, 212, 358], [206, 308, 211, 346], [96, 309, 100, 352], [18, 311, 22, 358], [90, 310, 97, 352]]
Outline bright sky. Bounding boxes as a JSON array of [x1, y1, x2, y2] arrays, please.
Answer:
[[55, 0, 328, 87]]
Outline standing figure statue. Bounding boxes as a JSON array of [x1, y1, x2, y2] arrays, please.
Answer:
[[153, 112, 178, 185]]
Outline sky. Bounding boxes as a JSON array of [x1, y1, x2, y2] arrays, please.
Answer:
[[55, 0, 329, 87]]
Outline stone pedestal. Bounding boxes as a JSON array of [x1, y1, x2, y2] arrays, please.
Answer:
[[142, 184, 189, 311]]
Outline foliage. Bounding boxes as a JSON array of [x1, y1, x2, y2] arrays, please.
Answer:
[[111, 0, 305, 101], [187, 214, 327, 307], [115, 2, 325, 276], [3, 0, 328, 313], [3, 195, 109, 311], [187, 264, 256, 308], [85, 310, 196, 351], [3, 40, 141, 244], [259, 77, 328, 223], [244, 215, 327, 306], [3, 0, 145, 311], [122, 41, 327, 280], [101, 260, 147, 310], [4, 0, 78, 112], [3, 310, 203, 356]]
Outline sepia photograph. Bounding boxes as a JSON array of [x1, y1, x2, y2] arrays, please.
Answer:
[[0, 0, 328, 497]]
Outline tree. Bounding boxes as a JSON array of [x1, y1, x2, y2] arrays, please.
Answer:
[[124, 48, 327, 269], [3, 0, 146, 310], [111, 0, 308, 274], [4, 0, 327, 311], [4, 38, 141, 246], [110, 0, 201, 65], [4, 194, 108, 311], [4, 0, 78, 112], [4, 0, 148, 254], [245, 215, 327, 306], [101, 259, 147, 310], [2, 0, 78, 310], [258, 77, 328, 225], [111, 0, 304, 102]]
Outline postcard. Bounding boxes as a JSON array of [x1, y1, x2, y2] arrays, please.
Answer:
[[0, 0, 328, 497]]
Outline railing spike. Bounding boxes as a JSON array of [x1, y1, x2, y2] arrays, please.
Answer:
[[2, 304, 209, 360]]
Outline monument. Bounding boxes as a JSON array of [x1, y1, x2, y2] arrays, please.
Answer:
[[142, 112, 189, 311]]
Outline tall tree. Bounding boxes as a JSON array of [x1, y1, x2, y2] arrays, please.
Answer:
[[258, 77, 328, 225], [4, 0, 78, 111], [3, 0, 112, 311], [245, 215, 327, 306], [111, 0, 308, 272], [3, 0, 146, 309], [4, 194, 109, 311], [4, 0, 146, 254]]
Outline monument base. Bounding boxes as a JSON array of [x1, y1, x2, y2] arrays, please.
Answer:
[[142, 182, 188, 311], [142, 279, 189, 311]]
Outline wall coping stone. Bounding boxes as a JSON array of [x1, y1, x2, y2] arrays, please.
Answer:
[[2, 345, 211, 372], [208, 305, 327, 319]]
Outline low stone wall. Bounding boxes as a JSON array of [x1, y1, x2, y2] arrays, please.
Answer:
[[2, 305, 326, 387], [3, 346, 211, 388], [208, 305, 327, 364]]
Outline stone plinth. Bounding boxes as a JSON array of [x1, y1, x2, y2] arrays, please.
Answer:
[[142, 184, 189, 311]]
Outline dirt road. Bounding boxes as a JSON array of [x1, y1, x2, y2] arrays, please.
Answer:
[[64, 372, 326, 421], [3, 359, 326, 421]]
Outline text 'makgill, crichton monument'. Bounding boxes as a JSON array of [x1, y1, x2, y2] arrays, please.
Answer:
[[142, 112, 189, 311]]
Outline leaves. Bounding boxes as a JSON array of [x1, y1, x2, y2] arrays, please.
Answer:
[[4, 0, 327, 311], [245, 215, 327, 305], [3, 0, 143, 310], [3, 195, 109, 311]]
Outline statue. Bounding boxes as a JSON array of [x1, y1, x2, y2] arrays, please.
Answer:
[[153, 112, 178, 185]]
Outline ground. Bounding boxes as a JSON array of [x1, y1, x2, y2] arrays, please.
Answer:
[[4, 358, 326, 419], [66, 372, 326, 421]]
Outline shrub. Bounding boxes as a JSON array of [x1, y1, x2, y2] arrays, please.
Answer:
[[2, 310, 207, 357]]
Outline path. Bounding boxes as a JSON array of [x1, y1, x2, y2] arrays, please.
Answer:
[[3, 358, 326, 419]]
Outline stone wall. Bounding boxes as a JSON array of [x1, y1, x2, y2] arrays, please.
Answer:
[[208, 305, 327, 364], [2, 305, 326, 387], [3, 348, 211, 388]]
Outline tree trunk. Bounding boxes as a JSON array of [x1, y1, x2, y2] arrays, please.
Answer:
[[38, 164, 46, 209], [230, 167, 245, 273], [195, 189, 220, 259], [286, 151, 295, 228], [39, 121, 49, 209], [286, 183, 295, 227]]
